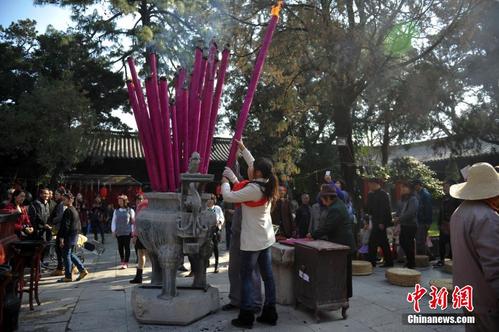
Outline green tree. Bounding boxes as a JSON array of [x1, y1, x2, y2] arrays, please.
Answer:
[[0, 20, 37, 105], [224, 0, 475, 191], [0, 77, 94, 184], [0, 19, 127, 182], [35, 0, 226, 70], [359, 60, 454, 165], [424, 0, 499, 149], [0, 20, 127, 128], [388, 157, 443, 198]]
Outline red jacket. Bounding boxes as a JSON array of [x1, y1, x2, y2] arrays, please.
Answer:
[[1, 203, 32, 232]]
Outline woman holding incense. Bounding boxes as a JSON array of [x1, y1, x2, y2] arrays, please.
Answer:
[[221, 140, 279, 329]]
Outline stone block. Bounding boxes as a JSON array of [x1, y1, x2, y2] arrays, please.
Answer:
[[271, 243, 295, 266], [131, 285, 219, 325], [271, 243, 295, 305]]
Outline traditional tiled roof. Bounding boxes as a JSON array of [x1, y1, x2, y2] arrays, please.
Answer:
[[388, 138, 498, 162], [63, 174, 142, 186], [363, 137, 499, 165], [83, 131, 231, 162]]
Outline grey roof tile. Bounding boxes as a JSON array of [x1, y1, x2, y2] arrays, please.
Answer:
[[84, 131, 230, 162]]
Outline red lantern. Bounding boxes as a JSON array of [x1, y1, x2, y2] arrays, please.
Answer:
[[99, 186, 108, 199]]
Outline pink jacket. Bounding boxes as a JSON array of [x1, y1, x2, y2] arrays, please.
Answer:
[[451, 200, 499, 314]]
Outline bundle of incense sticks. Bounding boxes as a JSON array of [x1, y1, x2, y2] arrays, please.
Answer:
[[126, 42, 230, 192]]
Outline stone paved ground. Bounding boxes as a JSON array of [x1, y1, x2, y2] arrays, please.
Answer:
[[18, 238, 465, 332]]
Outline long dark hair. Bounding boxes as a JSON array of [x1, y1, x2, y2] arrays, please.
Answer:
[[253, 158, 279, 205], [10, 189, 25, 205]]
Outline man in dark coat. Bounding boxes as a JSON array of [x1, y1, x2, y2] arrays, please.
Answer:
[[366, 178, 394, 267], [271, 186, 295, 238], [57, 192, 88, 282], [295, 193, 311, 238], [307, 185, 355, 297], [29, 188, 52, 241], [413, 179, 433, 256], [434, 180, 460, 267], [48, 188, 66, 276]]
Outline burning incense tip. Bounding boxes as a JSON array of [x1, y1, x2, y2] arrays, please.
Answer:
[[271, 0, 284, 17]]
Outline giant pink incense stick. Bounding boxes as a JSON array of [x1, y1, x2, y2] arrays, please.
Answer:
[[159, 78, 175, 191], [191, 54, 207, 154], [227, 1, 283, 168], [202, 46, 230, 173], [170, 101, 180, 187], [182, 87, 189, 172], [188, 48, 203, 158], [147, 53, 168, 191], [198, 54, 208, 96], [175, 69, 186, 171], [197, 43, 217, 167], [127, 57, 161, 191], [145, 77, 167, 192], [126, 81, 156, 189]]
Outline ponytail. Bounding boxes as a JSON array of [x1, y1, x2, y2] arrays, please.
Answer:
[[253, 158, 279, 206], [266, 173, 279, 207]]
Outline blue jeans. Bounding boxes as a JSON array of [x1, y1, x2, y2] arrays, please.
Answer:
[[240, 247, 276, 311], [63, 244, 85, 279]]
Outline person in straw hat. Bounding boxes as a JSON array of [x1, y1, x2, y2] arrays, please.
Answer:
[[450, 162, 499, 332]]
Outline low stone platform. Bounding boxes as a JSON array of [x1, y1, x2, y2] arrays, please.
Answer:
[[131, 285, 219, 325]]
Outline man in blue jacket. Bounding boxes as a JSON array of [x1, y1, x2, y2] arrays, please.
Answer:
[[412, 179, 433, 256]]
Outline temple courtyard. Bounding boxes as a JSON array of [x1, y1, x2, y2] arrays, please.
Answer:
[[19, 240, 465, 332]]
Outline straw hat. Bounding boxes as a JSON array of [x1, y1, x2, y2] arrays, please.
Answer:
[[450, 162, 499, 200]]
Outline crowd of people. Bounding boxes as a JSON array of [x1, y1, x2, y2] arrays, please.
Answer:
[[214, 142, 498, 330], [2, 153, 497, 331], [0, 185, 146, 283]]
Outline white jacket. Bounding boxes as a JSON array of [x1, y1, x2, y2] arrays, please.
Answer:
[[221, 180, 275, 251], [221, 148, 275, 251]]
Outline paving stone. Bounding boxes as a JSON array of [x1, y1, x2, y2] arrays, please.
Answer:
[[68, 308, 127, 330], [18, 322, 67, 332], [16, 239, 471, 332], [74, 292, 126, 313]]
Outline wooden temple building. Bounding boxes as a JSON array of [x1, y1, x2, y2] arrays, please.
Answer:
[[64, 131, 231, 203]]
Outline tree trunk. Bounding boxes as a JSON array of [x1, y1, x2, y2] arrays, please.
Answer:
[[139, 0, 152, 68], [332, 103, 356, 194], [381, 110, 391, 166]]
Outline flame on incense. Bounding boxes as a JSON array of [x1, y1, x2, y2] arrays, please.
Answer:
[[271, 0, 284, 17]]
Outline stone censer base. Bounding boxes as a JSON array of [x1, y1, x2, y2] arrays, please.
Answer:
[[132, 285, 220, 325]]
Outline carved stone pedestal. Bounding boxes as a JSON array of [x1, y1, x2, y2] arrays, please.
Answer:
[[132, 285, 220, 325], [131, 153, 219, 326]]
